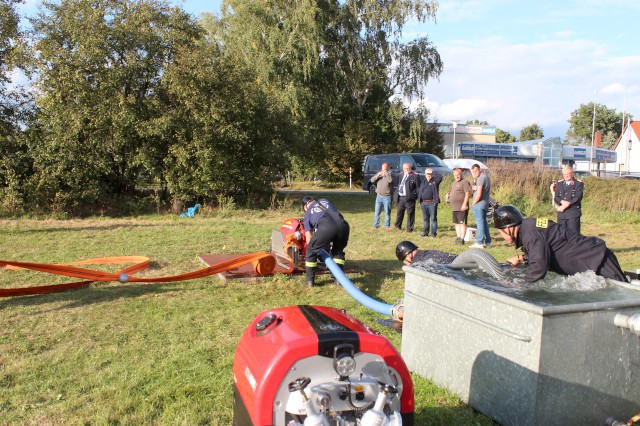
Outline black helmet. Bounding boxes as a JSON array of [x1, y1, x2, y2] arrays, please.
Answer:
[[396, 240, 418, 262], [300, 196, 314, 209], [494, 205, 524, 229]]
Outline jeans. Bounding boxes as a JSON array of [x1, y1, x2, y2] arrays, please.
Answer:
[[472, 201, 491, 245], [373, 194, 392, 228], [420, 201, 438, 236]]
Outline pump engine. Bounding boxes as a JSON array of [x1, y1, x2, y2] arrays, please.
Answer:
[[233, 305, 414, 425]]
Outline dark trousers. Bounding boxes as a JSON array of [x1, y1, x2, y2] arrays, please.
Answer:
[[558, 216, 581, 235], [597, 248, 629, 282], [395, 196, 416, 231], [305, 217, 350, 282]]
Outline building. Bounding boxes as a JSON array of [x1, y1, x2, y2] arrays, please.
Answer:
[[454, 137, 617, 172], [438, 123, 496, 158], [605, 120, 640, 175], [438, 122, 618, 173]]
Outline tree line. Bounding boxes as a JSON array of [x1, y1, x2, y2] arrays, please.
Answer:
[[0, 0, 446, 215]]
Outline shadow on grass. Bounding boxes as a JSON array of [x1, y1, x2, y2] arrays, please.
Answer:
[[12, 222, 164, 234], [277, 192, 378, 215], [610, 245, 640, 254]]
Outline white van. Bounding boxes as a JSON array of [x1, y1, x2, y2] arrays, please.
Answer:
[[362, 153, 451, 193]]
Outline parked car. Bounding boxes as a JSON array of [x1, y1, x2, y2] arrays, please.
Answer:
[[574, 170, 593, 178], [442, 158, 490, 177], [620, 174, 640, 180], [362, 153, 451, 194]]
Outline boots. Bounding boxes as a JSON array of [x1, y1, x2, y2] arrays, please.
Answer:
[[304, 267, 316, 287]]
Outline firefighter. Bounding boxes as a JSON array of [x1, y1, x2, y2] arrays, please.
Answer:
[[301, 196, 350, 287], [553, 166, 584, 234], [395, 240, 457, 266], [494, 205, 628, 282]]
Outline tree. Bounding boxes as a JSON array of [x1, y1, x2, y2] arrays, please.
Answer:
[[566, 102, 631, 148], [214, 0, 443, 181], [28, 0, 201, 212], [155, 37, 292, 207], [397, 105, 444, 156], [495, 128, 516, 144], [0, 0, 34, 213], [519, 123, 544, 141]]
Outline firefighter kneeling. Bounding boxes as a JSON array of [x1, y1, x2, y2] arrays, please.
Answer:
[[301, 196, 350, 287]]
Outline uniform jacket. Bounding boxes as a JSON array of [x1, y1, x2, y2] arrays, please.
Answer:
[[516, 217, 607, 282], [413, 249, 457, 265], [418, 172, 442, 204], [394, 171, 420, 202], [302, 198, 346, 231], [553, 177, 583, 219]]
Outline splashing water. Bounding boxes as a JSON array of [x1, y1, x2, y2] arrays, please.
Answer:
[[411, 259, 640, 307]]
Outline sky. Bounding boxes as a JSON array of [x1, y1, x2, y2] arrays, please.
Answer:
[[16, 0, 640, 139]]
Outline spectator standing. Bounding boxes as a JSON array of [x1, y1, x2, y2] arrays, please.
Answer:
[[370, 162, 394, 229], [448, 168, 472, 245], [394, 163, 421, 233], [553, 166, 584, 234], [470, 164, 492, 248], [418, 168, 442, 238]]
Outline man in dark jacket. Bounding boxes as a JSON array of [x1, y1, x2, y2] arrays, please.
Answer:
[[418, 168, 442, 238], [494, 205, 627, 282], [301, 196, 350, 287], [553, 166, 584, 234], [394, 162, 421, 232]]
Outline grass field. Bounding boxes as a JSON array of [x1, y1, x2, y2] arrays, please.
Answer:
[[1, 191, 638, 424]]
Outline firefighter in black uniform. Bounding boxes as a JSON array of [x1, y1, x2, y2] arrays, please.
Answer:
[[395, 240, 457, 266], [301, 196, 350, 287], [494, 205, 628, 282], [553, 166, 584, 234]]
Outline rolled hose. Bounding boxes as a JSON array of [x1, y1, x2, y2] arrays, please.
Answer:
[[318, 250, 395, 317], [448, 248, 507, 281]]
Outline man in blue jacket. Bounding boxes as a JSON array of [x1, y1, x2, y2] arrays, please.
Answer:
[[418, 168, 442, 238], [301, 196, 350, 287]]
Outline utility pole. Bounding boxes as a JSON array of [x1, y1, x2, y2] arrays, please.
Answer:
[[590, 91, 597, 174]]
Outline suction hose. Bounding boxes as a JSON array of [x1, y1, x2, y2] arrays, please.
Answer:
[[448, 248, 508, 281], [318, 250, 395, 318]]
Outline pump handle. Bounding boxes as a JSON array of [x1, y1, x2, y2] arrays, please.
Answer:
[[288, 377, 311, 393]]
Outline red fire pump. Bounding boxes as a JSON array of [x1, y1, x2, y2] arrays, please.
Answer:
[[232, 305, 414, 426], [272, 219, 307, 271]]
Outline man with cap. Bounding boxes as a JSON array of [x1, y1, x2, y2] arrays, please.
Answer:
[[418, 168, 442, 238], [301, 196, 350, 287], [395, 240, 457, 266], [494, 205, 628, 282], [553, 166, 584, 234]]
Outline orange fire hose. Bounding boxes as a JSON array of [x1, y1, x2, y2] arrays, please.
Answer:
[[0, 251, 280, 297]]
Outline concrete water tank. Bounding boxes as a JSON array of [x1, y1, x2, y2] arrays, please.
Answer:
[[401, 266, 640, 426]]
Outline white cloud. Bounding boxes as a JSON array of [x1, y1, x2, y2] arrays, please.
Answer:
[[421, 36, 640, 136]]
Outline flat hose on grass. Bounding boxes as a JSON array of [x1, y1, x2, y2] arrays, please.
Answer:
[[0, 252, 277, 297]]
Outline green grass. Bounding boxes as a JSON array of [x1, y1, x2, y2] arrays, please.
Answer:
[[1, 192, 638, 424]]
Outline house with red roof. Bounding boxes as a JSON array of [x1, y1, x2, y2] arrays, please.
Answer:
[[605, 119, 640, 175]]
